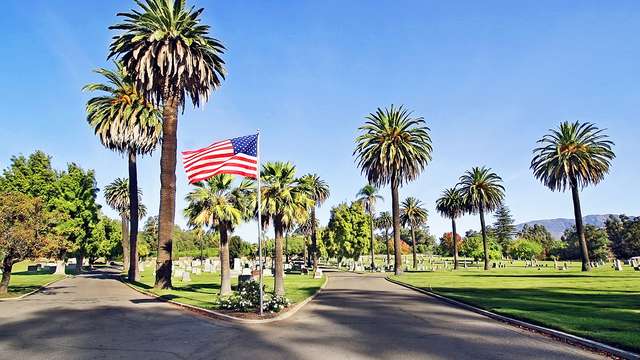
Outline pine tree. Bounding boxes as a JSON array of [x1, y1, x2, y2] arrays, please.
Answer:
[[492, 204, 515, 250]]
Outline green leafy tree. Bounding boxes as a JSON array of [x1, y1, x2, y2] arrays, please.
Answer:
[[229, 235, 253, 261], [605, 215, 640, 260], [356, 184, 383, 271], [354, 105, 432, 275], [461, 235, 502, 262], [0, 151, 58, 201], [91, 215, 123, 261], [518, 224, 555, 258], [0, 193, 63, 294], [299, 174, 330, 271], [84, 63, 161, 282], [531, 121, 615, 271], [259, 162, 312, 296], [492, 204, 515, 251], [326, 202, 371, 262], [436, 187, 465, 269], [400, 197, 428, 269], [508, 238, 543, 260], [52, 164, 101, 273], [458, 167, 505, 270], [184, 174, 253, 295], [104, 178, 147, 276], [559, 225, 611, 262], [375, 211, 393, 266], [109, 0, 226, 289]]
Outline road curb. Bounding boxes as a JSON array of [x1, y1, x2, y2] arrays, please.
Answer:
[[119, 275, 329, 324], [386, 277, 639, 360], [0, 275, 68, 302]]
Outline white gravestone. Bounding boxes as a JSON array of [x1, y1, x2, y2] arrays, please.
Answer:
[[181, 271, 191, 282]]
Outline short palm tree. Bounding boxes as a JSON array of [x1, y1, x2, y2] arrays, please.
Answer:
[[356, 184, 383, 271], [84, 63, 161, 282], [457, 167, 505, 270], [435, 187, 465, 269], [376, 211, 393, 267], [299, 174, 330, 272], [531, 121, 614, 271], [259, 162, 313, 296], [184, 174, 253, 295], [354, 105, 432, 275], [104, 178, 147, 274], [400, 197, 428, 269], [109, 0, 226, 289]]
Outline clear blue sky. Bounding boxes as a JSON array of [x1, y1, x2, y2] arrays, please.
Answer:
[[1, 0, 639, 242]]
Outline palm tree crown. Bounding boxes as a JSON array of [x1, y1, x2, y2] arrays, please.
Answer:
[[184, 174, 253, 230], [435, 187, 465, 220], [531, 121, 615, 191], [376, 211, 393, 231], [108, 0, 226, 108], [259, 162, 313, 227], [83, 62, 162, 155], [354, 105, 432, 187], [356, 184, 383, 214], [457, 167, 505, 213], [104, 178, 147, 219], [300, 174, 330, 207], [400, 197, 428, 228]]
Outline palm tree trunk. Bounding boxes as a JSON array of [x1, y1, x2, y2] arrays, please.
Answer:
[[385, 229, 390, 267], [391, 174, 403, 275], [285, 231, 289, 264], [479, 205, 489, 271], [452, 218, 459, 270], [369, 212, 375, 271], [219, 223, 232, 296], [128, 150, 140, 282], [155, 95, 179, 289], [121, 214, 130, 273], [274, 215, 285, 296], [311, 207, 318, 272], [411, 225, 417, 269], [0, 257, 13, 294], [571, 184, 591, 271]]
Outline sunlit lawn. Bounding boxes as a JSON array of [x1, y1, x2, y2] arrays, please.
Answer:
[[392, 260, 640, 352], [132, 267, 325, 310], [0, 261, 65, 299]]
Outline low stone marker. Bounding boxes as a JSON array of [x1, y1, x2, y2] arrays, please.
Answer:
[[314, 268, 323, 279], [181, 271, 191, 282], [614, 259, 623, 271]]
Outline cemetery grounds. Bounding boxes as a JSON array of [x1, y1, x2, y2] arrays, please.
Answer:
[[0, 261, 65, 299]]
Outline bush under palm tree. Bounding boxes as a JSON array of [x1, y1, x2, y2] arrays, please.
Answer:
[[457, 167, 505, 271], [356, 184, 383, 271], [354, 105, 432, 275], [109, 0, 226, 289], [531, 121, 615, 271], [435, 187, 465, 269], [400, 197, 428, 269], [84, 63, 160, 281], [184, 175, 253, 295], [259, 162, 313, 296]]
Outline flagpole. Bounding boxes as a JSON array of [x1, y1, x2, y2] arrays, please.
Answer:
[[256, 130, 264, 316]]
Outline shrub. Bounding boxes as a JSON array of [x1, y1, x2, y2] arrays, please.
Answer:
[[508, 238, 543, 259], [218, 280, 291, 313], [264, 295, 291, 313]]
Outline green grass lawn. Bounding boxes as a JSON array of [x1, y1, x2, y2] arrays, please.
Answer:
[[0, 261, 65, 299], [132, 267, 325, 311], [392, 261, 640, 352]]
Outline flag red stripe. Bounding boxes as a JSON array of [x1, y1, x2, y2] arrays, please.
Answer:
[[181, 139, 230, 157], [189, 170, 257, 183], [185, 154, 257, 173], [187, 161, 257, 179], [183, 145, 234, 167]]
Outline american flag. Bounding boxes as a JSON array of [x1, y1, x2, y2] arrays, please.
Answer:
[[182, 134, 258, 184]]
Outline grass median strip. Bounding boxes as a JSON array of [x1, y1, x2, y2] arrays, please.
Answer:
[[391, 261, 640, 353], [131, 267, 325, 310], [0, 261, 65, 299]]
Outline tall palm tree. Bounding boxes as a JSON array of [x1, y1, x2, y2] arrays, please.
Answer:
[[531, 121, 614, 271], [184, 174, 253, 295], [400, 197, 428, 270], [354, 105, 432, 275], [104, 178, 148, 274], [299, 174, 330, 272], [84, 63, 161, 282], [259, 162, 313, 296], [376, 211, 393, 267], [436, 187, 465, 269], [356, 184, 383, 271], [457, 167, 505, 271], [109, 0, 226, 289]]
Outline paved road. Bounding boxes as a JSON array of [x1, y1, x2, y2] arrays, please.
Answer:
[[0, 269, 605, 359]]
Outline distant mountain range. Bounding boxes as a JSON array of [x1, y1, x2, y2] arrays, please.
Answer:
[[515, 214, 632, 239]]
